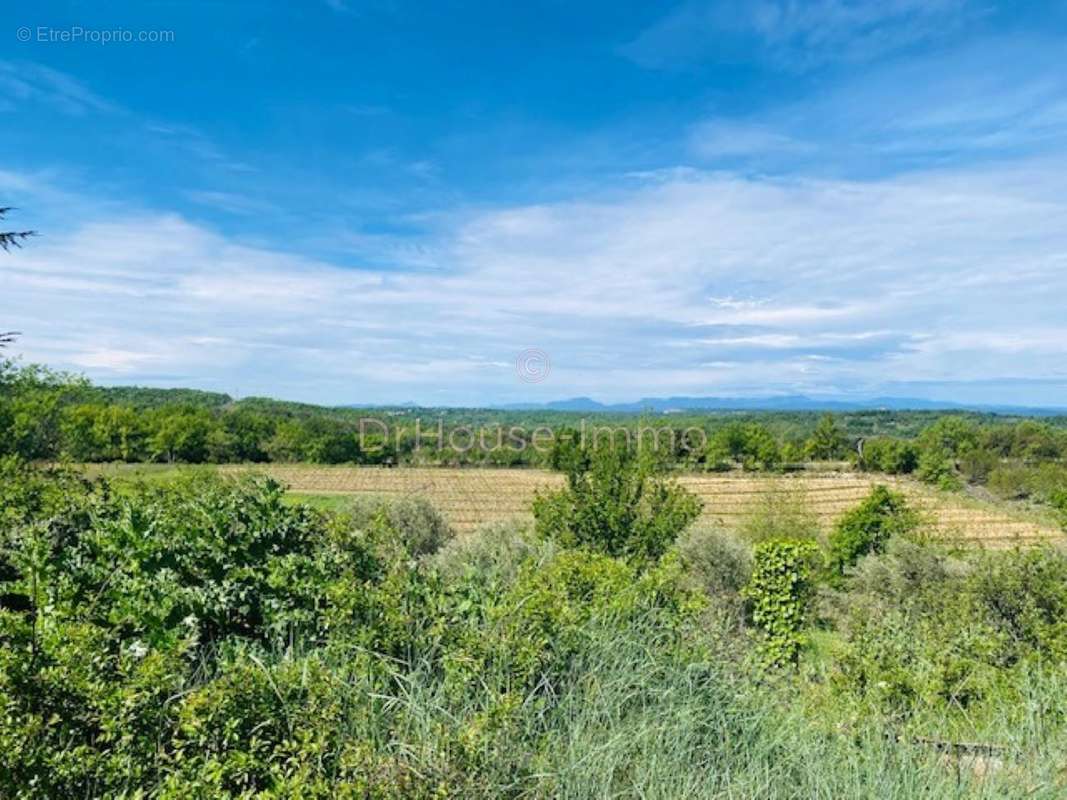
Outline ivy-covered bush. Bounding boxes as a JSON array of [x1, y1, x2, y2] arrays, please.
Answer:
[[743, 538, 821, 668]]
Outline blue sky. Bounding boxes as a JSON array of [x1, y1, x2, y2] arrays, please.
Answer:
[[3, 1, 1067, 406]]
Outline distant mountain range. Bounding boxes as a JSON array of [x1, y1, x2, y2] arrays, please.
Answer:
[[489, 395, 1067, 415]]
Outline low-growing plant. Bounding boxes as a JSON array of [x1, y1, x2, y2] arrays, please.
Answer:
[[676, 524, 752, 598], [831, 544, 1067, 716]]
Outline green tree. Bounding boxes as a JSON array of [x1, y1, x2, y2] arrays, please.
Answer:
[[705, 422, 780, 471], [148, 408, 218, 463], [805, 413, 848, 461], [533, 443, 702, 561]]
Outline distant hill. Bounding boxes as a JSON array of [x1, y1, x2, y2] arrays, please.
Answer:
[[88, 386, 233, 409], [493, 395, 1067, 416]]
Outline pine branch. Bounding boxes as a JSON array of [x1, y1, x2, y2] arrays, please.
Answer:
[[0, 207, 36, 250]]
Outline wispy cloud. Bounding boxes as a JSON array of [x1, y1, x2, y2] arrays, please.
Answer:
[[623, 0, 980, 71], [6, 156, 1067, 404], [0, 60, 116, 115]]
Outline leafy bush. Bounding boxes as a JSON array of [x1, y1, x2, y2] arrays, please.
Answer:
[[915, 446, 961, 490], [743, 538, 821, 668], [676, 525, 752, 598], [831, 544, 1067, 715], [344, 494, 455, 558], [827, 486, 918, 579], [805, 414, 848, 461], [533, 444, 701, 561], [957, 444, 999, 484], [989, 462, 1067, 502], [1052, 490, 1067, 530]]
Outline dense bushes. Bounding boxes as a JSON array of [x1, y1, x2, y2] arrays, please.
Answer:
[[858, 436, 919, 474], [5, 456, 1067, 795], [704, 422, 782, 471], [0, 463, 712, 797], [829, 542, 1067, 715]]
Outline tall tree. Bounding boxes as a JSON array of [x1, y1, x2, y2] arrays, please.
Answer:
[[1, 206, 35, 347]]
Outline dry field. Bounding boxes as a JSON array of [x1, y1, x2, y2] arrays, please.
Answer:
[[217, 465, 1063, 548]]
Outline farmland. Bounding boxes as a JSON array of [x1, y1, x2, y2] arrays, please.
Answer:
[[204, 464, 1065, 547]]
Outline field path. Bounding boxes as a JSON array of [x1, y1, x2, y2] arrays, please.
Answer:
[[217, 465, 1063, 547]]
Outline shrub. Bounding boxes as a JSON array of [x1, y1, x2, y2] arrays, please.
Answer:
[[831, 544, 1067, 715], [431, 519, 541, 582], [676, 525, 752, 599], [743, 539, 821, 669], [705, 423, 781, 472], [827, 486, 918, 578], [345, 494, 455, 558], [988, 462, 1067, 503], [957, 444, 999, 484], [1052, 490, 1067, 530], [915, 446, 960, 489], [533, 444, 701, 561]]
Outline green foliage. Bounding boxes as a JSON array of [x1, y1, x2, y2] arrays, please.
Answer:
[[988, 462, 1067, 504], [343, 494, 455, 558], [533, 443, 701, 560], [676, 526, 752, 625], [830, 543, 1067, 715], [1052, 490, 1067, 530], [805, 413, 848, 460], [6, 455, 1067, 796], [917, 416, 981, 459], [827, 486, 918, 578], [915, 446, 961, 489], [705, 422, 781, 471], [858, 436, 918, 474], [957, 443, 999, 484], [743, 538, 821, 668]]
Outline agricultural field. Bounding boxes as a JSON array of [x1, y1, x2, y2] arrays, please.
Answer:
[[206, 464, 1064, 547]]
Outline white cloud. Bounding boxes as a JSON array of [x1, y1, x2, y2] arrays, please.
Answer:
[[5, 157, 1067, 404]]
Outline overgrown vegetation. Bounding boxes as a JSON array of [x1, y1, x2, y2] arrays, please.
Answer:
[[3, 436, 1067, 796]]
